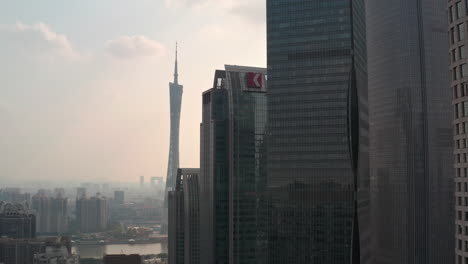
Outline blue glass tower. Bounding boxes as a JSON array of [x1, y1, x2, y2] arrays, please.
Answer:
[[266, 0, 369, 263], [165, 44, 183, 208]]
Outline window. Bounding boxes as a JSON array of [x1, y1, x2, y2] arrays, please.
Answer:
[[455, 67, 459, 81], [465, 122, 468, 133], [458, 2, 464, 19], [451, 6, 455, 23], [456, 85, 460, 99], [461, 46, 466, 59], [462, 64, 468, 78], [465, 196, 468, 205], [463, 101, 468, 116], [452, 27, 456, 44], [459, 23, 466, 41], [454, 49, 458, 63]]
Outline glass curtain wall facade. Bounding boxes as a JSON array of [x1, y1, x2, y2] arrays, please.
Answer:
[[367, 0, 453, 263], [200, 84, 229, 264], [224, 65, 267, 264], [199, 66, 267, 264], [168, 168, 200, 264], [448, 1, 468, 264], [266, 0, 369, 263]]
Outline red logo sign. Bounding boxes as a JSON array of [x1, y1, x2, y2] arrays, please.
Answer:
[[247, 72, 263, 88]]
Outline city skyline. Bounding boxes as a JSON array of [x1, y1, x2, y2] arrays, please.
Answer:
[[0, 0, 266, 183]]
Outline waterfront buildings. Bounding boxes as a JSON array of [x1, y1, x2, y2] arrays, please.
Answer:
[[33, 238, 79, 264], [165, 44, 183, 208], [266, 0, 369, 263], [0, 201, 36, 238], [448, 1, 468, 264], [168, 168, 200, 264], [366, 1, 454, 263], [76, 194, 108, 233], [199, 65, 267, 264], [0, 237, 75, 264], [32, 191, 68, 234]]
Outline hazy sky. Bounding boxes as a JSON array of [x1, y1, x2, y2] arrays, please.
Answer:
[[0, 0, 266, 183]]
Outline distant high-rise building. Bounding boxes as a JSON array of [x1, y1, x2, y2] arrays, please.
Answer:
[[367, 0, 454, 263], [165, 44, 183, 209], [114, 191, 124, 205], [266, 0, 369, 263], [199, 65, 267, 264], [53, 188, 65, 198], [76, 194, 108, 233], [76, 188, 86, 199], [31, 192, 68, 234], [0, 201, 36, 239], [151, 177, 163, 188], [140, 176, 145, 189], [168, 168, 200, 264], [0, 189, 30, 203], [103, 254, 142, 264]]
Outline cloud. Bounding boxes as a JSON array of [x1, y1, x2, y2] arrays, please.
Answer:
[[0, 22, 79, 59], [165, 0, 265, 24], [106, 35, 166, 59]]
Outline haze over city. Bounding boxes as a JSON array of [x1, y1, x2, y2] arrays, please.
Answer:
[[0, 0, 266, 183]]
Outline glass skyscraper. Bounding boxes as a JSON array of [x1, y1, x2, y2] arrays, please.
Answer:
[[266, 0, 369, 263], [199, 65, 267, 264], [367, 0, 454, 263]]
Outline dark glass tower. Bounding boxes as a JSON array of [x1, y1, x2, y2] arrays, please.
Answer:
[[168, 168, 200, 264], [199, 66, 267, 264], [165, 44, 183, 208], [367, 0, 454, 263], [266, 0, 369, 263]]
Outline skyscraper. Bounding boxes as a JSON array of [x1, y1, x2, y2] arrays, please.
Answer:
[[165, 44, 183, 208], [140, 176, 145, 188], [31, 191, 68, 234], [199, 65, 267, 264], [114, 191, 124, 205], [0, 202, 36, 239], [76, 194, 108, 233], [168, 168, 200, 264], [449, 2, 468, 264], [367, 1, 453, 263], [266, 0, 369, 263]]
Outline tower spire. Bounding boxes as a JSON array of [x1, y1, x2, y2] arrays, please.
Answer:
[[174, 42, 178, 84]]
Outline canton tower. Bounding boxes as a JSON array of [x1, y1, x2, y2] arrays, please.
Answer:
[[164, 44, 183, 208]]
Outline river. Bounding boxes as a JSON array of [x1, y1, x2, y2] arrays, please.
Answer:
[[72, 243, 168, 259]]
